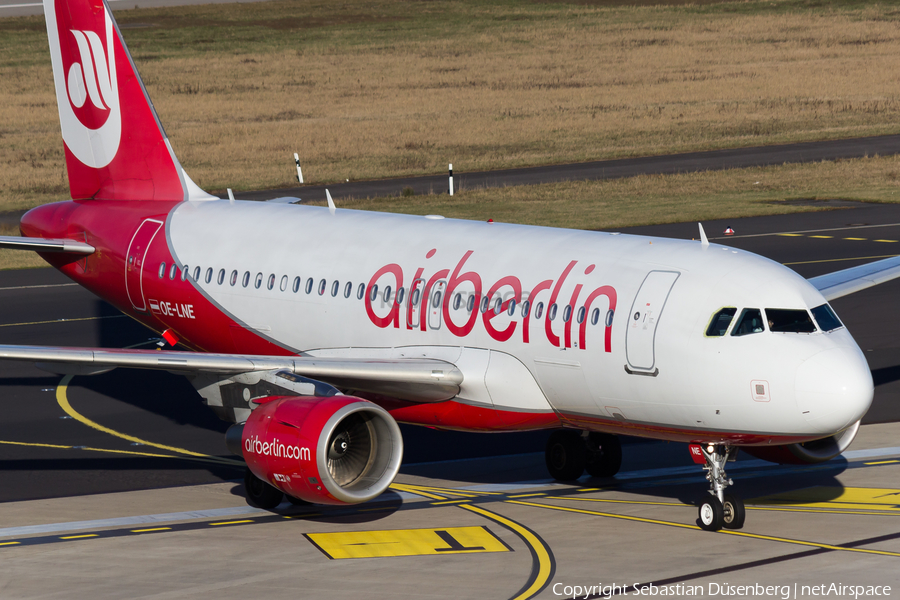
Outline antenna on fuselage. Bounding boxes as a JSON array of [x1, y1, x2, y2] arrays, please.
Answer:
[[698, 223, 709, 248], [227, 188, 235, 204], [326, 189, 336, 215]]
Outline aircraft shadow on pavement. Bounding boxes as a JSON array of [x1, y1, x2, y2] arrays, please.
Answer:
[[69, 368, 229, 433], [872, 364, 900, 388], [584, 457, 850, 508], [226, 483, 404, 523]]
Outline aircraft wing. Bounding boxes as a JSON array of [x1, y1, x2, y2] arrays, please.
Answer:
[[0, 345, 463, 403], [0, 236, 94, 254], [808, 255, 900, 301]]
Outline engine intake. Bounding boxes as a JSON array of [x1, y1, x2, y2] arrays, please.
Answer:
[[228, 396, 403, 505], [742, 420, 861, 465]]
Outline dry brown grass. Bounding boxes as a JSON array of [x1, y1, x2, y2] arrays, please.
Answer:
[[316, 154, 900, 230], [1, 0, 899, 209]]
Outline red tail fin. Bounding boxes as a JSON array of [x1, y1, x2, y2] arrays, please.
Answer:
[[44, 0, 211, 201]]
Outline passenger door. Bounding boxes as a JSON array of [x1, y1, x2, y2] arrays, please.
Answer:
[[625, 270, 680, 374], [125, 219, 163, 312]]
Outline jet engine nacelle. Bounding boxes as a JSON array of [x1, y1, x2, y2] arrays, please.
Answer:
[[227, 395, 403, 505], [742, 420, 861, 465]]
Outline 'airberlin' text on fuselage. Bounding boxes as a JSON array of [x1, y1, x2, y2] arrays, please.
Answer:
[[365, 250, 617, 351]]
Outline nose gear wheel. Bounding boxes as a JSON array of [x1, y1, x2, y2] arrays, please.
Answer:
[[695, 443, 743, 532]]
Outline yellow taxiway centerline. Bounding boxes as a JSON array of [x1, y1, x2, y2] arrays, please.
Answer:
[[55, 374, 242, 466]]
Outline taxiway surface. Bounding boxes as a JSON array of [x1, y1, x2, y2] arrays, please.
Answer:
[[1, 202, 900, 598]]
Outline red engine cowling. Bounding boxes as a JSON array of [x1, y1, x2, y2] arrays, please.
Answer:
[[229, 395, 403, 505], [742, 420, 861, 465]]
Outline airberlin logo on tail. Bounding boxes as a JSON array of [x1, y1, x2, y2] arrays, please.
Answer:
[[66, 29, 114, 113], [48, 0, 122, 168]]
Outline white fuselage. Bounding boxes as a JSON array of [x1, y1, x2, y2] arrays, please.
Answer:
[[158, 200, 872, 443]]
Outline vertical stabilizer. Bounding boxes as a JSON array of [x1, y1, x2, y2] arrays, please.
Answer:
[[44, 0, 213, 201]]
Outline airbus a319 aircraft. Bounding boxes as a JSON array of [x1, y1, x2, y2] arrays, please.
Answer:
[[2, 0, 898, 532]]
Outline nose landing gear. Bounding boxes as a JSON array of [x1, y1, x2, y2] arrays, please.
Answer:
[[692, 444, 745, 531]]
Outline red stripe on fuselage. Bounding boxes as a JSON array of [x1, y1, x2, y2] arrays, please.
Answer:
[[557, 412, 826, 446]]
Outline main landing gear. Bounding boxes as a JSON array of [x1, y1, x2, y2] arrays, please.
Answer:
[[244, 468, 283, 509], [693, 444, 745, 532], [545, 430, 622, 481], [244, 469, 313, 509]]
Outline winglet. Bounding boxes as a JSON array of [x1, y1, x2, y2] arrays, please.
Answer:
[[698, 223, 709, 248], [326, 189, 336, 215]]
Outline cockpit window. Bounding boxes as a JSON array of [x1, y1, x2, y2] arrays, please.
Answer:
[[731, 308, 764, 336], [706, 307, 737, 337], [811, 304, 843, 332], [766, 308, 816, 333]]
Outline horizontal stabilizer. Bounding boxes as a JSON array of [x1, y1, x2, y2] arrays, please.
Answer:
[[0, 345, 463, 402], [0, 236, 95, 255], [809, 255, 900, 300]]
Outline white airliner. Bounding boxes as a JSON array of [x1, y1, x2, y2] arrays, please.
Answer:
[[1, 0, 898, 532]]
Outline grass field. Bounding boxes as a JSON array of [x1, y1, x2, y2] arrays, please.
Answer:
[[0, 0, 899, 268], [2, 0, 900, 204], [308, 154, 900, 229]]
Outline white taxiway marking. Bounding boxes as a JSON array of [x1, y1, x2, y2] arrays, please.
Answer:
[[711, 222, 900, 240]]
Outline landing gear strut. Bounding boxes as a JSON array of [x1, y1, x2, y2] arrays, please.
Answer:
[[244, 468, 283, 509], [693, 444, 745, 531], [545, 430, 622, 481]]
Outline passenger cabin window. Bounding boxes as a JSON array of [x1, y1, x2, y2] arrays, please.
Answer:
[[292, 277, 301, 293], [280, 275, 288, 292], [706, 307, 737, 337], [242, 271, 250, 288], [811, 304, 842, 332], [158, 262, 166, 278], [731, 308, 764, 336], [267, 274, 276, 291], [766, 308, 816, 333], [193, 266, 201, 281], [217, 269, 225, 285], [230, 270, 238, 286], [205, 268, 213, 284], [357, 283, 365, 300]]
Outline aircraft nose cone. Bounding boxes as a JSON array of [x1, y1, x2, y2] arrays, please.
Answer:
[[795, 346, 873, 433]]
